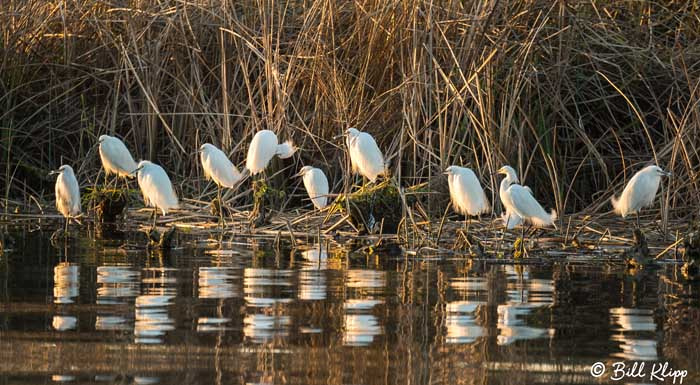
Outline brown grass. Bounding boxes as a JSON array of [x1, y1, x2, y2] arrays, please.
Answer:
[[1, 0, 699, 221]]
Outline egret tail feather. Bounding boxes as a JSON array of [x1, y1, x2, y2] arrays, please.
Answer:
[[276, 141, 297, 159]]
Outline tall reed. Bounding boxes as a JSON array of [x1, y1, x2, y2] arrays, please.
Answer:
[[1, 0, 698, 218]]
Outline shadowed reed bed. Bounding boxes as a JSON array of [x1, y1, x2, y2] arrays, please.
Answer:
[[1, 1, 699, 228]]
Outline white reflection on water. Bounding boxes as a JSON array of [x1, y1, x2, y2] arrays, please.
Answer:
[[244, 268, 294, 307], [53, 263, 79, 304], [52, 315, 77, 331], [134, 295, 175, 344], [496, 266, 555, 345], [198, 266, 238, 299], [298, 246, 328, 301], [134, 267, 177, 344], [197, 317, 232, 332], [96, 265, 139, 304], [609, 307, 658, 360], [243, 313, 291, 343], [343, 269, 386, 346], [446, 301, 486, 344], [51, 374, 75, 382], [95, 315, 129, 331], [343, 314, 382, 346]]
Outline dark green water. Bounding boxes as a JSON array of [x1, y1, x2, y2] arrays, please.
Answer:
[[1, 230, 699, 384]]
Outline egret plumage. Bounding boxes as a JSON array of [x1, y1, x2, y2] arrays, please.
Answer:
[[50, 165, 81, 233], [444, 165, 490, 230], [498, 166, 557, 229], [245, 130, 296, 175], [199, 143, 244, 225], [296, 166, 330, 210], [345, 127, 386, 183], [611, 164, 670, 227], [133, 160, 179, 227], [98, 135, 138, 183]]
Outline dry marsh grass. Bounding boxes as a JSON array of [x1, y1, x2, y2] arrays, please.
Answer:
[[1, 0, 699, 220]]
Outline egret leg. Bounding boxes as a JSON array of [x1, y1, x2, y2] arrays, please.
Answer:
[[64, 217, 69, 235], [520, 222, 527, 255], [152, 209, 158, 229], [217, 185, 226, 228], [636, 212, 640, 229]]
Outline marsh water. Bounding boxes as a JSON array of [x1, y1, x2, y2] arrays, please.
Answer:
[[1, 229, 699, 384]]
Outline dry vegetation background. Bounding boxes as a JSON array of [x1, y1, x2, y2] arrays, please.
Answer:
[[1, 0, 699, 217]]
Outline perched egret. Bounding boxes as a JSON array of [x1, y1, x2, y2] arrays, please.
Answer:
[[344, 127, 386, 183], [245, 130, 296, 176], [133, 160, 179, 228], [498, 165, 556, 251], [199, 143, 244, 225], [444, 165, 490, 230], [498, 166, 556, 228], [295, 166, 330, 210], [98, 135, 138, 187], [49, 165, 81, 233], [611, 164, 671, 227]]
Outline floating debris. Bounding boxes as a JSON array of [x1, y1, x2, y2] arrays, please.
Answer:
[[333, 179, 404, 235], [624, 229, 655, 269], [85, 187, 129, 224], [145, 226, 177, 251], [681, 223, 700, 280]]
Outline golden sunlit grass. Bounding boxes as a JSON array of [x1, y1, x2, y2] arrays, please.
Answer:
[[1, 0, 699, 224]]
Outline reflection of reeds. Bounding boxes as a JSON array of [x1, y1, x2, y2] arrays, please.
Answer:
[[3, 1, 699, 221]]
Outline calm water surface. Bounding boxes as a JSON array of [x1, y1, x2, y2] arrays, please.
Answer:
[[1, 230, 699, 384]]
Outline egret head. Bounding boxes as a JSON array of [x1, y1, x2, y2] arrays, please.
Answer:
[[131, 160, 150, 176], [345, 127, 360, 138], [49, 164, 73, 176], [444, 166, 459, 175], [649, 165, 671, 177], [97, 135, 110, 144], [199, 143, 215, 153], [295, 165, 314, 178], [497, 165, 519, 183]]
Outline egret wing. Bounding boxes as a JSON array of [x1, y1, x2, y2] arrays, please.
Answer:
[[202, 147, 242, 188], [304, 168, 330, 209]]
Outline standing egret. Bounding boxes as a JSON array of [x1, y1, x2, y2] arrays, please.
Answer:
[[133, 160, 179, 228], [611, 164, 671, 227], [245, 130, 296, 175], [444, 165, 490, 231], [498, 165, 557, 250], [199, 143, 244, 226], [50, 165, 81, 233], [98, 135, 138, 187], [296, 166, 330, 210], [344, 127, 386, 183]]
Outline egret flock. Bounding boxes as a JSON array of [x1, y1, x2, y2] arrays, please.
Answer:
[[50, 127, 672, 246]]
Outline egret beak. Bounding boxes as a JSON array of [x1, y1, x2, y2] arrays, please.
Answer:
[[332, 133, 345, 140], [662, 170, 672, 177], [48, 170, 59, 177], [130, 166, 143, 176], [443, 171, 450, 175], [293, 170, 305, 178]]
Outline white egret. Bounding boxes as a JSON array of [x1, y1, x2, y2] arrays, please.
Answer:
[[498, 166, 556, 228], [245, 130, 296, 175], [199, 143, 244, 225], [50, 165, 81, 233], [344, 127, 386, 183], [295, 166, 330, 210], [98, 135, 138, 187], [133, 160, 179, 228], [498, 165, 556, 252], [444, 165, 490, 230], [611, 164, 671, 227]]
